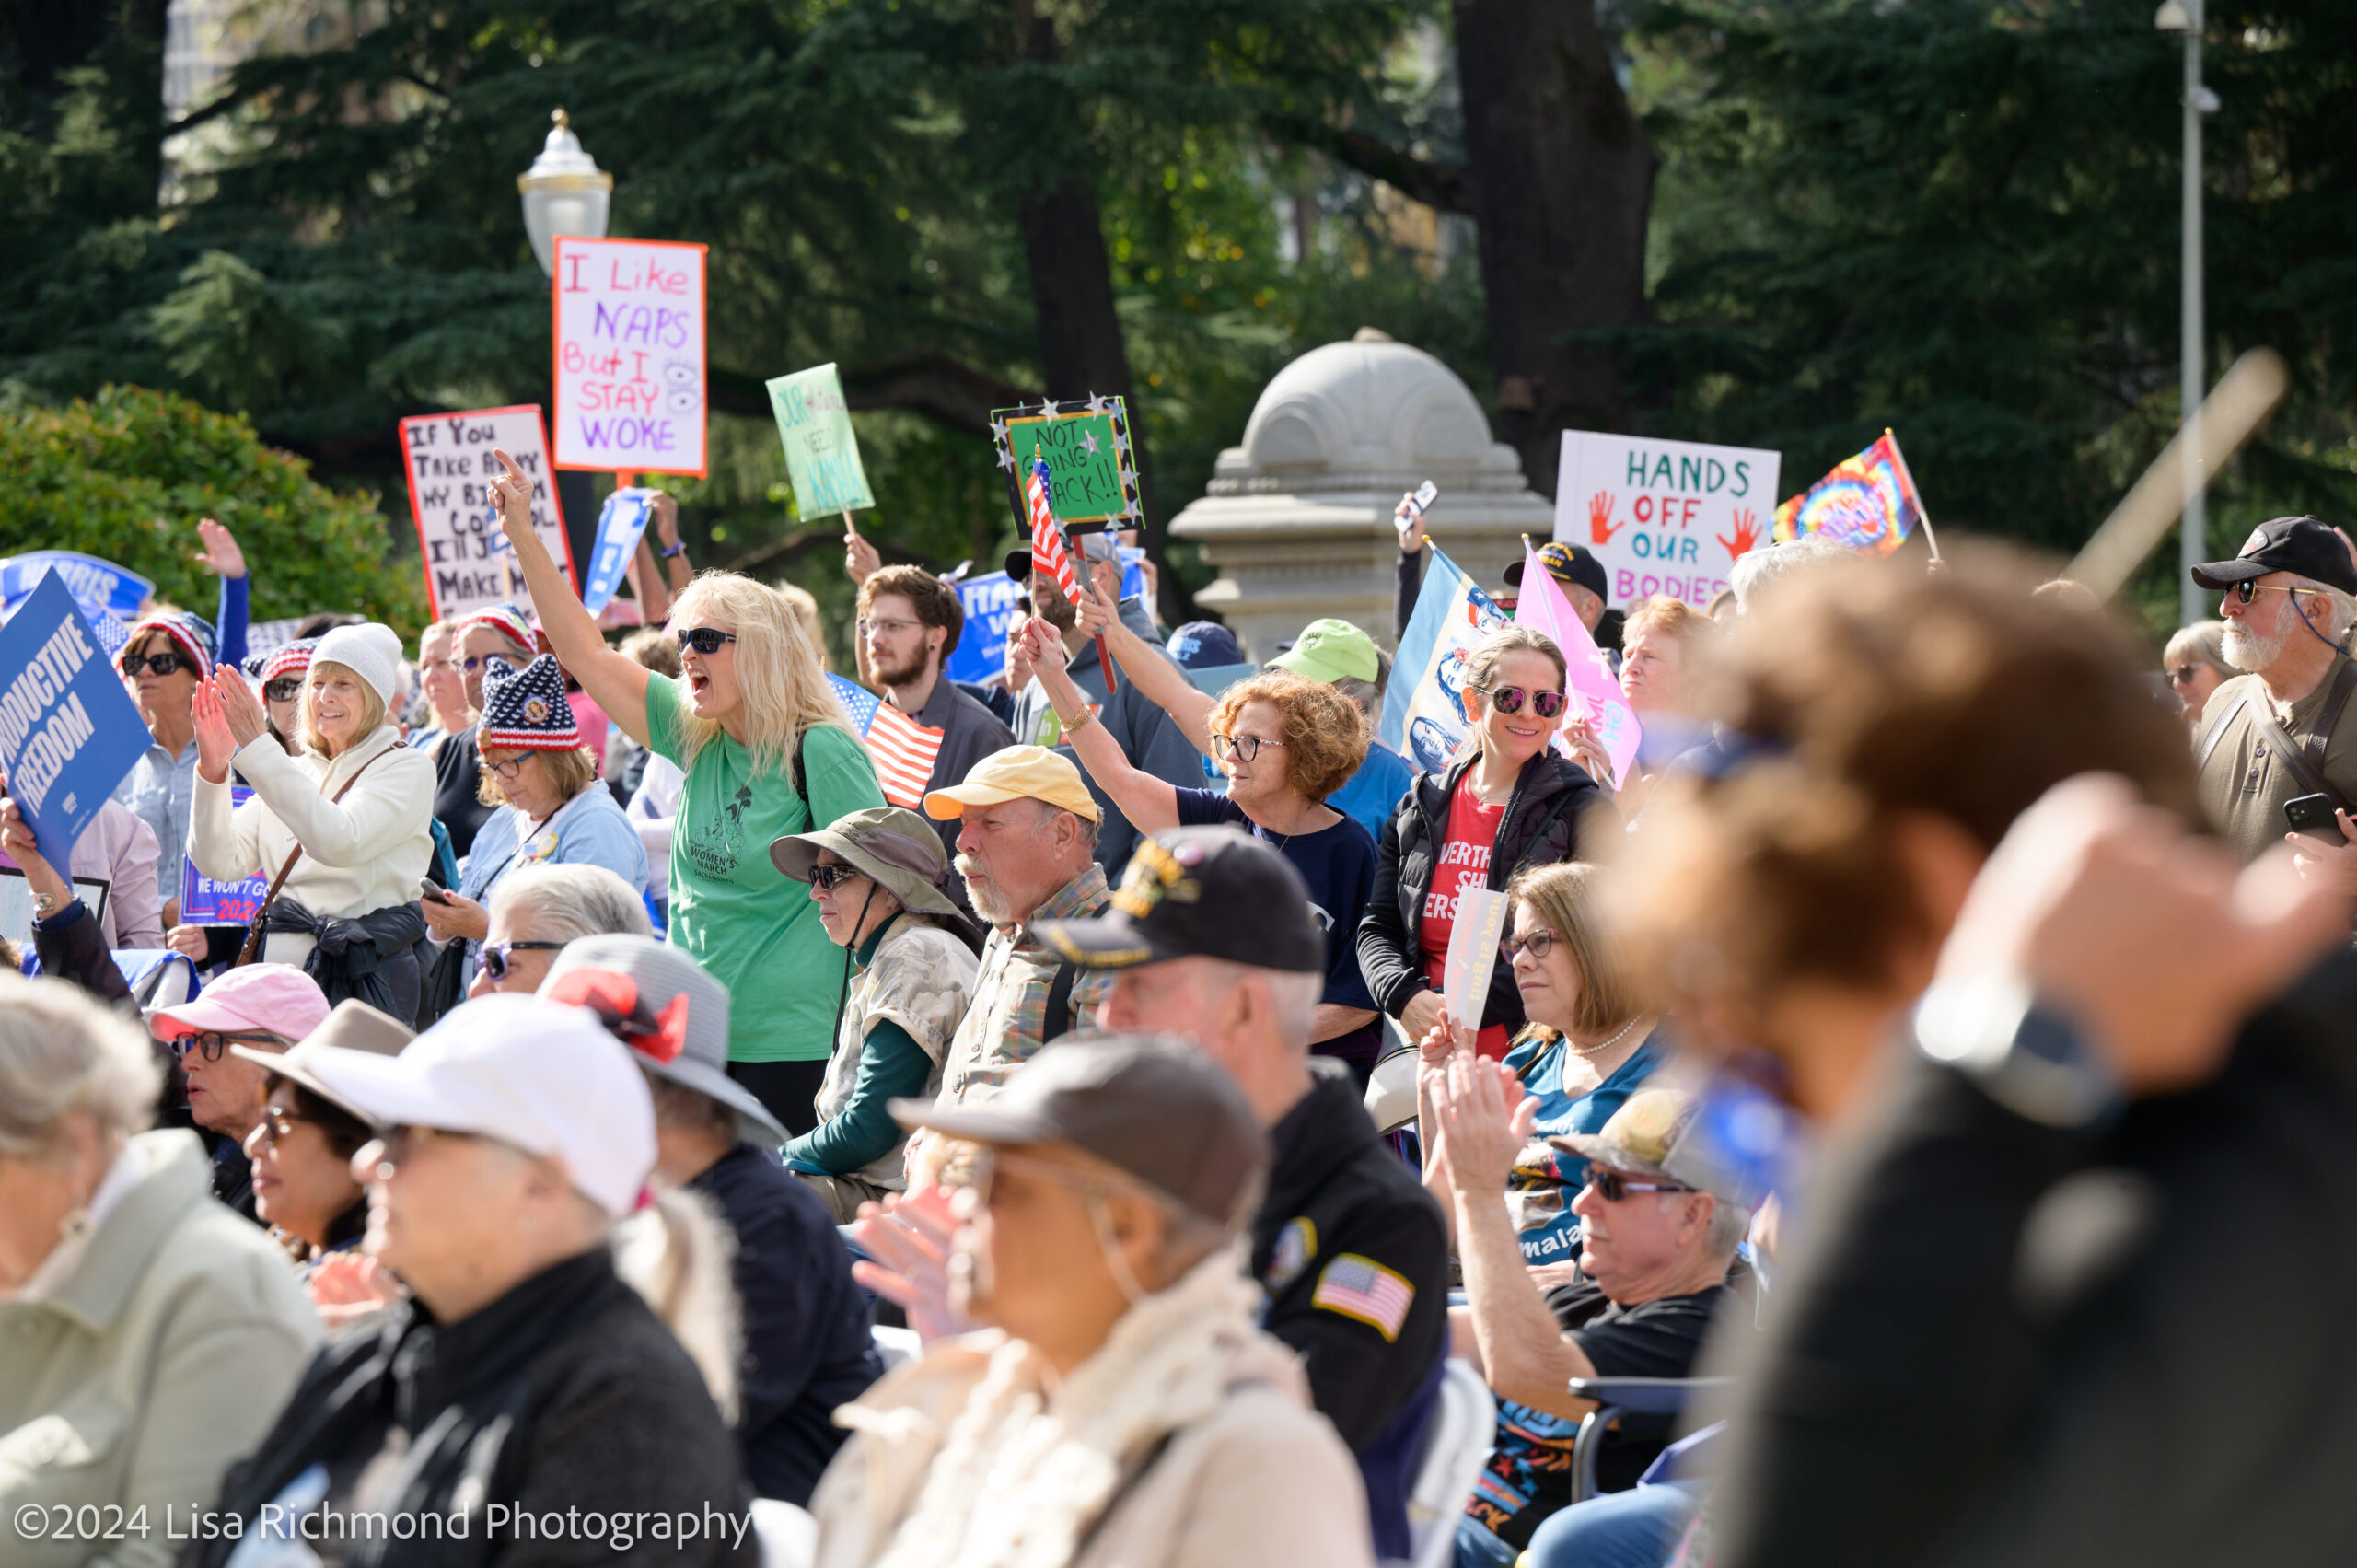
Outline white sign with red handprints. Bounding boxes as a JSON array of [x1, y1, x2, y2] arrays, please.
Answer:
[[1551, 432, 1782, 610]]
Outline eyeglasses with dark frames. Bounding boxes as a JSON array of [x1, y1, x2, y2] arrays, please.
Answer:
[[1212, 733, 1284, 762], [807, 863, 865, 892], [675, 627, 739, 656], [1502, 929, 1559, 963], [172, 1028, 290, 1063], [481, 940, 566, 981], [481, 754, 530, 782]]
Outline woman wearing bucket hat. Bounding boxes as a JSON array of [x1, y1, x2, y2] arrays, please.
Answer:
[[187, 621, 437, 1021], [770, 807, 982, 1222], [541, 935, 884, 1505], [231, 1000, 414, 1272], [420, 655, 649, 981]]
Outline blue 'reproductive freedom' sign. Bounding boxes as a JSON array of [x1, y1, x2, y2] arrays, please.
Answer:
[[0, 574, 154, 866]]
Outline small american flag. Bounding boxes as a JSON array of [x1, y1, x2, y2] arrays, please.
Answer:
[[1311, 1253, 1416, 1342], [828, 674, 945, 809], [1025, 454, 1082, 604]]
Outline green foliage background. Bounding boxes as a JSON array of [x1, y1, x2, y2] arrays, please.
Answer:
[[0, 386, 427, 632]]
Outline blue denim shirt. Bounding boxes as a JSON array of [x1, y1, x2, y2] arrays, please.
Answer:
[[112, 738, 201, 912]]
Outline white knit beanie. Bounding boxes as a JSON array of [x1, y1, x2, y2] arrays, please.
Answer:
[[309, 622, 405, 704]]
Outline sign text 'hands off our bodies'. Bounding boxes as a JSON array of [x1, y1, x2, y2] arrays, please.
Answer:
[[553, 237, 709, 477], [398, 406, 577, 622], [1553, 432, 1782, 610]]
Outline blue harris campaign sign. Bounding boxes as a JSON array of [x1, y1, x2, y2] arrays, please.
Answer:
[[582, 488, 659, 614], [1382, 545, 1511, 776], [0, 551, 153, 620], [0, 575, 153, 866], [946, 571, 1027, 687]]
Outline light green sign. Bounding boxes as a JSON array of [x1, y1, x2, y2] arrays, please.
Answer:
[[993, 397, 1139, 526], [767, 363, 874, 516]]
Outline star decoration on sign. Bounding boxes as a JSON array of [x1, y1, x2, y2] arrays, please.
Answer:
[[1035, 401, 1059, 421], [995, 445, 1015, 472], [990, 417, 1008, 444], [1112, 428, 1132, 459], [1082, 429, 1102, 457], [1084, 392, 1109, 418]]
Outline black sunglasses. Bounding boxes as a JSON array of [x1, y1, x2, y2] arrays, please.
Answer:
[[1586, 1168, 1698, 1203], [122, 651, 186, 678], [482, 939, 565, 981], [263, 677, 304, 703], [675, 627, 739, 656], [2231, 579, 2329, 607], [807, 863, 865, 891], [1480, 684, 1568, 719]]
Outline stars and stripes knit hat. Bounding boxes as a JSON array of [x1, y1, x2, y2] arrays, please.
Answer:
[[478, 655, 583, 751], [121, 610, 216, 677], [260, 638, 319, 687], [459, 601, 537, 655]]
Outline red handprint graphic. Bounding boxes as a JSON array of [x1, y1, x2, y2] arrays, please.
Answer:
[[1587, 492, 1624, 546], [1718, 507, 1761, 562]]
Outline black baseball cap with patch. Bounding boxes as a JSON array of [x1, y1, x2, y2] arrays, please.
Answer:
[[2191, 516, 2357, 596], [1034, 824, 1325, 973], [1504, 540, 1609, 599]]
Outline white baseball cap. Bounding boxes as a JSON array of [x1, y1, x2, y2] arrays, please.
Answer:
[[297, 993, 656, 1219]]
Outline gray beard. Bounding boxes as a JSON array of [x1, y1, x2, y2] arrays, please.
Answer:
[[2223, 618, 2288, 673]]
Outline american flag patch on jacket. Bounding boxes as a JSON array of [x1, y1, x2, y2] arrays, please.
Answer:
[[1311, 1253, 1415, 1342]]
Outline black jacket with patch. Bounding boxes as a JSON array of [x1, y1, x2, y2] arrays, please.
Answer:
[[1251, 1068, 1448, 1451]]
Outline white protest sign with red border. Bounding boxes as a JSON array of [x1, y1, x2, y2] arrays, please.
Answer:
[[552, 236, 709, 477], [398, 405, 577, 622]]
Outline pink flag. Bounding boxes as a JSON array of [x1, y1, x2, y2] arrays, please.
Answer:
[[1512, 544, 1642, 790]]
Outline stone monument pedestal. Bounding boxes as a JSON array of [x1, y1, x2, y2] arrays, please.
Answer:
[[1168, 331, 1555, 661]]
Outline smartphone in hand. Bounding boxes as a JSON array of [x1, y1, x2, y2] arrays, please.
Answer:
[[418, 879, 452, 905], [2284, 793, 2340, 835], [1396, 481, 1440, 535]]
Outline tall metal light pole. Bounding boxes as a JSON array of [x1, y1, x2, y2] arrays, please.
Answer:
[[2157, 1, 2218, 625], [518, 110, 616, 578]]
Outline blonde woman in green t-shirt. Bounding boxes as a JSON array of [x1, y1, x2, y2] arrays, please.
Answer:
[[489, 452, 885, 1136]]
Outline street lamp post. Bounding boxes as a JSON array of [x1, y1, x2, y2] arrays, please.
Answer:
[[2156, 1, 2219, 626], [517, 110, 615, 577]]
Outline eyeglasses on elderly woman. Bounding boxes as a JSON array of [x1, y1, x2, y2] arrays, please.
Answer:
[[172, 1028, 293, 1062]]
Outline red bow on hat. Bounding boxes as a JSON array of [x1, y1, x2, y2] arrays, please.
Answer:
[[543, 970, 690, 1064]]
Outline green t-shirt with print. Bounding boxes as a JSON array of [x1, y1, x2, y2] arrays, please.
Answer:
[[644, 675, 886, 1063]]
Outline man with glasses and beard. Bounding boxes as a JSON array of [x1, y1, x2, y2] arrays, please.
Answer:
[[2189, 517, 2357, 885], [855, 565, 1015, 886]]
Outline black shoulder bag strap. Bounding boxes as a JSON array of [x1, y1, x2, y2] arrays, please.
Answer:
[[792, 730, 813, 824], [1043, 960, 1079, 1043], [2253, 658, 2357, 814], [2196, 693, 2250, 776]]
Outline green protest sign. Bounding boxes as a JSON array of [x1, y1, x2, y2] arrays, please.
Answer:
[[992, 395, 1140, 526], [767, 363, 874, 516]]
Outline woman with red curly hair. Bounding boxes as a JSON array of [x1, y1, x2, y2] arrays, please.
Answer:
[[1017, 619, 1387, 1079]]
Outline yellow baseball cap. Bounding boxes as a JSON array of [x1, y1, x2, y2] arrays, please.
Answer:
[[923, 744, 1103, 824]]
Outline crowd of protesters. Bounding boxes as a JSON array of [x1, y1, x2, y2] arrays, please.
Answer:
[[7, 477, 2357, 1568]]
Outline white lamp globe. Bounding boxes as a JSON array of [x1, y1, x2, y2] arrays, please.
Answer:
[[517, 109, 612, 278]]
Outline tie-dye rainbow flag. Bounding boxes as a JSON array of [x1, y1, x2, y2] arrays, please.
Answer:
[[1772, 430, 1925, 555]]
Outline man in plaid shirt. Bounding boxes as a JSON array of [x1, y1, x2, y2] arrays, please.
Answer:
[[921, 747, 1116, 1109]]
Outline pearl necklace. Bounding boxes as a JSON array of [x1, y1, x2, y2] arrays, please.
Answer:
[[1565, 1016, 1644, 1059]]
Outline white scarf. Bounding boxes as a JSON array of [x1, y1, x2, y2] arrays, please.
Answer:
[[868, 1243, 1273, 1568]]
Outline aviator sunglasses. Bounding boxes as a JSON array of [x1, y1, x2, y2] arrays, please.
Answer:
[[1478, 684, 1568, 720]]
